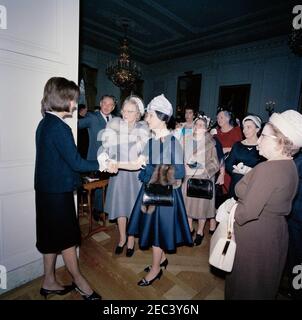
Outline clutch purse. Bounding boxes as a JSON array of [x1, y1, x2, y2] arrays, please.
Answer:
[[142, 183, 174, 206], [186, 178, 213, 199]]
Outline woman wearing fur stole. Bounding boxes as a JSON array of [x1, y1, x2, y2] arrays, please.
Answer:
[[98, 96, 150, 257], [106, 94, 193, 286], [181, 116, 220, 246]]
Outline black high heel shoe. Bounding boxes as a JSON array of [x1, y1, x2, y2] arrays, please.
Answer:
[[40, 285, 74, 299], [137, 269, 163, 287], [209, 229, 216, 235], [126, 244, 135, 257], [72, 283, 102, 300], [194, 234, 204, 246], [115, 240, 127, 255], [144, 259, 168, 272]]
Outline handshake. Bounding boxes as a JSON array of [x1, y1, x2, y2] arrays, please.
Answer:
[[232, 162, 251, 175], [97, 153, 118, 173], [97, 153, 147, 173]]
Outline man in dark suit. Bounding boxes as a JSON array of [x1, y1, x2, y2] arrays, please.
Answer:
[[78, 95, 116, 220]]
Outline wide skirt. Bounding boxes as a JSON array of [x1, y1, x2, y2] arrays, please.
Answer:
[[127, 185, 193, 252], [35, 191, 81, 254], [105, 170, 141, 220]]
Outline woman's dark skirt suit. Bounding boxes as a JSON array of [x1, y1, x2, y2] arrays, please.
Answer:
[[35, 113, 98, 254]]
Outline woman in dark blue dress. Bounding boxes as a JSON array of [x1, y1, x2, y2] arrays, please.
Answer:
[[35, 77, 101, 300], [107, 94, 193, 286], [225, 115, 263, 198]]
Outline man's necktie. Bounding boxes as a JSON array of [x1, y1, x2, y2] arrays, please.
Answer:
[[106, 116, 109, 122]]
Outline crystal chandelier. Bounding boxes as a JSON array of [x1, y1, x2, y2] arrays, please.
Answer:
[[106, 22, 141, 89]]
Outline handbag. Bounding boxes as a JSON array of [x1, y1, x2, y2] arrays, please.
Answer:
[[142, 183, 174, 206], [187, 178, 213, 199], [186, 167, 214, 199], [209, 203, 237, 272]]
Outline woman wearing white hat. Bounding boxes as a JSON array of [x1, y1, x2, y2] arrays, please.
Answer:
[[107, 94, 193, 286], [225, 109, 302, 300], [225, 114, 264, 198], [98, 95, 150, 257]]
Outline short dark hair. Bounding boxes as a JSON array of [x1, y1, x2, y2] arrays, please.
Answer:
[[216, 108, 236, 127], [100, 95, 117, 108], [78, 104, 87, 112], [155, 110, 170, 123], [41, 77, 79, 114]]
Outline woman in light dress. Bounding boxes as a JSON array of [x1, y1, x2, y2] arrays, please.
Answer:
[[99, 96, 149, 256], [181, 116, 220, 245]]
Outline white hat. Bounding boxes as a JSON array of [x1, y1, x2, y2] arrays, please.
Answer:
[[243, 115, 262, 128], [128, 96, 145, 116], [147, 94, 173, 118], [269, 110, 302, 148]]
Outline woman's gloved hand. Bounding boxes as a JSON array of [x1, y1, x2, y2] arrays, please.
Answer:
[[97, 152, 109, 171], [232, 162, 252, 175]]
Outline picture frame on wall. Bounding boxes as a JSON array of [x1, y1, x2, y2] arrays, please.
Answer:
[[176, 72, 201, 117], [218, 84, 251, 122]]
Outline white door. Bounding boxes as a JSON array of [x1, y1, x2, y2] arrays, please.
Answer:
[[0, 0, 79, 293]]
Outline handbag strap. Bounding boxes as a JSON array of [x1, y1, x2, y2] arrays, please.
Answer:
[[227, 203, 237, 238], [191, 168, 210, 179], [171, 135, 175, 165]]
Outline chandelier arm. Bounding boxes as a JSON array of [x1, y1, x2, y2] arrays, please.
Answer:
[[106, 20, 141, 89]]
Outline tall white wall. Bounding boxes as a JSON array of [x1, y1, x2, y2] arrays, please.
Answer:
[[0, 0, 79, 293]]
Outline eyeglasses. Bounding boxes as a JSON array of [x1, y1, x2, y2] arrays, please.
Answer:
[[260, 133, 277, 139], [121, 110, 137, 114]]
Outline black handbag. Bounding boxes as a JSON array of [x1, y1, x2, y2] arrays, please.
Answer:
[[142, 183, 174, 206], [186, 178, 213, 199]]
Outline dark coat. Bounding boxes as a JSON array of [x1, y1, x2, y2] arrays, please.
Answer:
[[225, 160, 298, 300], [35, 113, 98, 193], [78, 111, 107, 160]]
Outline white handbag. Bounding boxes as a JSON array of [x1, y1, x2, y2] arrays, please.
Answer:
[[209, 203, 237, 272]]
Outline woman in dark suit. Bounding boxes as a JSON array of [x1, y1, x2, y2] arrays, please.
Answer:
[[35, 77, 101, 300]]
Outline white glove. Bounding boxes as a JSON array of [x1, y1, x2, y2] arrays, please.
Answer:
[[107, 159, 118, 173], [210, 128, 217, 135], [136, 155, 147, 169], [232, 162, 252, 175], [97, 152, 109, 172], [216, 197, 237, 222]]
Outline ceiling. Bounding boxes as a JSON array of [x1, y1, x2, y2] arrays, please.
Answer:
[[80, 0, 297, 64]]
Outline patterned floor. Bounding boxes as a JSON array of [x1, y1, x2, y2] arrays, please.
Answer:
[[1, 215, 226, 300]]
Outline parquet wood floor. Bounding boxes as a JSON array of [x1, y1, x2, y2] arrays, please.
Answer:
[[0, 215, 226, 300]]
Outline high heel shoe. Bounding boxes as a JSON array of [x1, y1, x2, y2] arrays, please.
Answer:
[[194, 234, 204, 246], [209, 229, 216, 235], [137, 269, 163, 287], [72, 282, 102, 300], [40, 285, 74, 299], [126, 244, 135, 257], [144, 259, 168, 272], [115, 240, 127, 255]]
